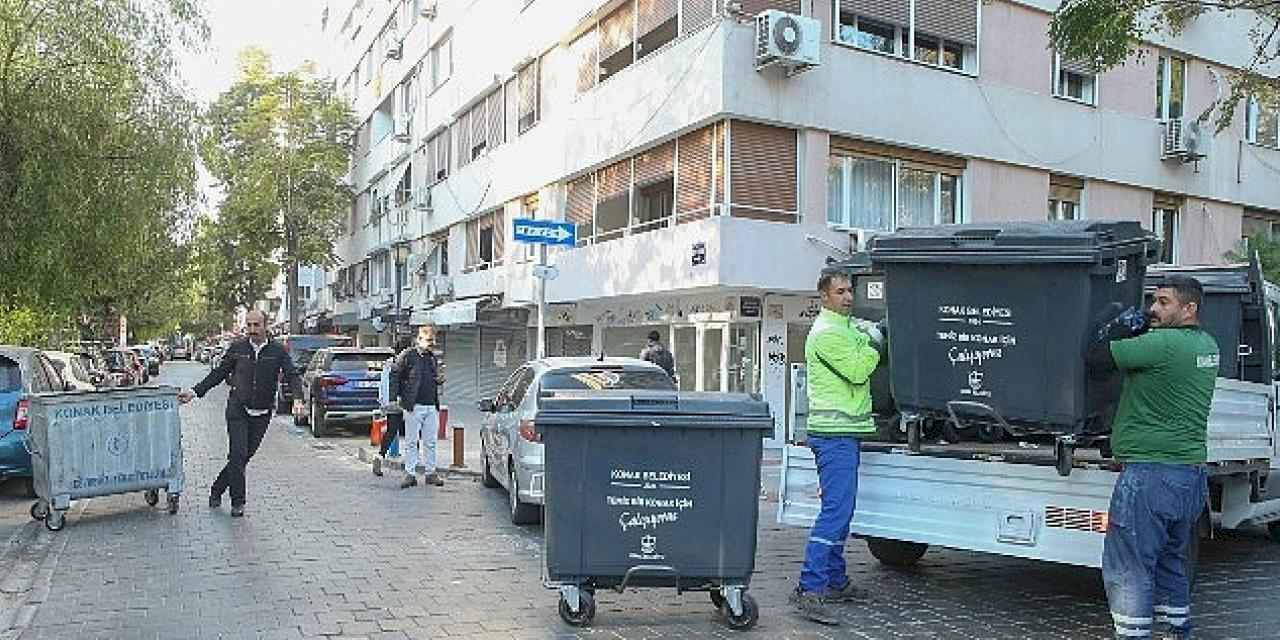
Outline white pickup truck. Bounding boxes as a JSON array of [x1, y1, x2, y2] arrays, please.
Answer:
[[778, 263, 1280, 572]]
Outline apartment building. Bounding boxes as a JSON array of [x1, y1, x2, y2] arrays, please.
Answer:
[[319, 0, 1280, 446]]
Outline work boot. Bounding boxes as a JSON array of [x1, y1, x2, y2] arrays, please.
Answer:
[[400, 474, 418, 489], [372, 455, 383, 477], [230, 504, 245, 518], [425, 472, 444, 487], [789, 589, 840, 626], [823, 581, 868, 603]]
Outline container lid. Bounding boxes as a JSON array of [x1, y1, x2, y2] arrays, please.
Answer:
[[1146, 264, 1257, 297], [535, 390, 773, 430], [870, 221, 1155, 263]]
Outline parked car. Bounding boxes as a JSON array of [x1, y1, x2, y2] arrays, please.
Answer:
[[136, 345, 161, 376], [296, 347, 395, 437], [0, 347, 72, 496], [276, 334, 354, 412], [103, 348, 141, 387], [478, 357, 677, 524], [173, 344, 189, 360], [44, 351, 98, 391]]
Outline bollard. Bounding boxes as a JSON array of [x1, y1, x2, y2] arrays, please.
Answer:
[[437, 405, 450, 440], [451, 425, 466, 468]]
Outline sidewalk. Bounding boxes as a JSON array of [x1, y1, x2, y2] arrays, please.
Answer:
[[342, 411, 486, 478]]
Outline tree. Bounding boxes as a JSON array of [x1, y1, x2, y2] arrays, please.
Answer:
[[201, 49, 356, 333], [1228, 234, 1280, 283], [1050, 0, 1280, 132], [0, 0, 206, 341]]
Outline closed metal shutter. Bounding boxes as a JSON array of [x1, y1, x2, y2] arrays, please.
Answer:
[[442, 325, 478, 407], [841, 0, 909, 27], [487, 90, 504, 150], [676, 124, 715, 222], [914, 0, 978, 45], [740, 0, 800, 15], [729, 120, 798, 223], [571, 27, 599, 93], [566, 175, 595, 241], [477, 318, 528, 400], [681, 0, 716, 35], [638, 0, 677, 36], [831, 136, 967, 171]]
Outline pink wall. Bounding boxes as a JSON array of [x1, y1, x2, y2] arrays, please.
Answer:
[[1181, 198, 1242, 265], [980, 2, 1053, 95], [1087, 181, 1153, 223], [967, 159, 1048, 221], [1097, 47, 1156, 118]]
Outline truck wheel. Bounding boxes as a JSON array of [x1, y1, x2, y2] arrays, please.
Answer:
[[866, 537, 928, 567]]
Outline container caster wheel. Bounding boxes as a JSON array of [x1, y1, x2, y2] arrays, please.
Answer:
[[721, 593, 759, 631], [1054, 439, 1075, 477], [558, 590, 595, 627], [30, 501, 47, 521], [710, 590, 726, 610], [906, 419, 921, 452], [167, 495, 180, 515], [144, 489, 160, 507], [45, 511, 65, 532]]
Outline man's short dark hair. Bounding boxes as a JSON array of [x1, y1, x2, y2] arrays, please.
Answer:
[[817, 267, 851, 293], [1158, 275, 1204, 308], [647, 330, 661, 342]]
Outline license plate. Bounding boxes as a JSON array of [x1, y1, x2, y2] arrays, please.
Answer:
[[357, 380, 379, 388]]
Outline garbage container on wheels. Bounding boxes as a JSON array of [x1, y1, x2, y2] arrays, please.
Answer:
[[27, 385, 184, 531], [535, 391, 773, 630]]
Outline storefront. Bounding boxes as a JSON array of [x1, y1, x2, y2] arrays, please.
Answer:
[[410, 299, 529, 418]]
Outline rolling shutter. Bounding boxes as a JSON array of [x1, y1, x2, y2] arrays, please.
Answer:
[[455, 118, 470, 167], [435, 128, 450, 178], [714, 121, 726, 211], [676, 124, 714, 222], [729, 121, 798, 223], [599, 3, 635, 60], [477, 318, 528, 401], [1059, 55, 1094, 75], [840, 0, 909, 26], [681, 0, 716, 35], [637, 0, 677, 36], [830, 136, 967, 172], [487, 90, 504, 150], [517, 61, 538, 133], [422, 141, 436, 186], [597, 160, 630, 203], [740, 0, 801, 15], [466, 218, 479, 267], [571, 27, 599, 93], [566, 175, 595, 241], [442, 325, 478, 408], [504, 78, 518, 141], [913, 0, 978, 45], [634, 141, 675, 188], [470, 102, 487, 156], [491, 209, 506, 263]]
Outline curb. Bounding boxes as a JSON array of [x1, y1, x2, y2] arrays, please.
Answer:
[[349, 443, 481, 479]]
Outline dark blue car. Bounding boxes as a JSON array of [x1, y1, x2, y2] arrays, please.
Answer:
[[297, 347, 394, 437], [0, 347, 71, 495]]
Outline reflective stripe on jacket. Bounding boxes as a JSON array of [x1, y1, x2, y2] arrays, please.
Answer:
[[805, 308, 879, 436]]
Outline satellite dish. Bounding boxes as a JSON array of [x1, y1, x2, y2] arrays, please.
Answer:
[[773, 15, 801, 55]]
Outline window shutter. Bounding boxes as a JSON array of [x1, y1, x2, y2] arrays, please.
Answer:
[[437, 127, 450, 177], [831, 136, 967, 172], [424, 139, 436, 185], [504, 78, 519, 140], [466, 218, 479, 267], [913, 0, 978, 45], [1153, 192, 1182, 210], [676, 125, 714, 222], [714, 121, 726, 211], [455, 119, 470, 167], [840, 0, 909, 28], [634, 142, 675, 188], [1059, 55, 1094, 76], [492, 210, 505, 262], [637, 0, 677, 36], [740, 0, 801, 15], [566, 175, 595, 241], [571, 27, 599, 93], [597, 159, 631, 202], [729, 121, 798, 222], [487, 90, 504, 150], [681, 0, 716, 35], [517, 62, 538, 132], [1049, 174, 1084, 190], [599, 3, 635, 60], [470, 102, 487, 155]]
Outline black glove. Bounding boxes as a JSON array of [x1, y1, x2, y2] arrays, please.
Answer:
[[1096, 305, 1149, 343]]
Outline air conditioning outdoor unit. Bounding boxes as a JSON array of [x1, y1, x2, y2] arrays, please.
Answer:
[[385, 40, 403, 61], [413, 185, 433, 212], [755, 10, 820, 76], [420, 2, 437, 19], [1161, 118, 1207, 164], [393, 117, 411, 143]]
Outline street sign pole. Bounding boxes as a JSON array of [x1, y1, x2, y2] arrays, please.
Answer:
[[537, 243, 547, 359], [512, 218, 574, 361]]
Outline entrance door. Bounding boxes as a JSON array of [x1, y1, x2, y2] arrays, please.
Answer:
[[673, 325, 696, 391], [701, 325, 725, 392], [727, 323, 759, 394]]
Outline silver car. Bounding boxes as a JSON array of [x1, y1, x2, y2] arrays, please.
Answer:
[[478, 357, 676, 525]]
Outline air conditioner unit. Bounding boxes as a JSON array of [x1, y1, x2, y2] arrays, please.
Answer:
[[385, 40, 403, 61], [1161, 118, 1207, 164], [413, 185, 433, 212], [393, 116, 411, 143], [420, 2, 437, 19], [755, 10, 820, 76]]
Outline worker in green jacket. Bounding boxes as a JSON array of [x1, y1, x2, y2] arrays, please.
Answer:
[[790, 267, 881, 626]]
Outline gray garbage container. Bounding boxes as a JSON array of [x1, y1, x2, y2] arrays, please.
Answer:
[[536, 391, 772, 630], [869, 221, 1158, 447]]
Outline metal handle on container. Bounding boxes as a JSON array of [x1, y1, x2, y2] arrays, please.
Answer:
[[22, 437, 40, 458], [945, 400, 1011, 436]]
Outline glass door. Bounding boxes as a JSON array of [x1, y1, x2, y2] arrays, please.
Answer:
[[727, 323, 759, 394], [673, 325, 696, 391], [701, 325, 724, 392]]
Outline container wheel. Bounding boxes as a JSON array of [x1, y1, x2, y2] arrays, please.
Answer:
[[144, 489, 160, 507], [558, 590, 596, 627], [29, 501, 47, 521], [721, 593, 759, 631], [866, 537, 929, 567], [167, 495, 180, 515], [710, 590, 726, 610], [1054, 440, 1074, 477], [45, 511, 65, 532], [906, 419, 921, 452]]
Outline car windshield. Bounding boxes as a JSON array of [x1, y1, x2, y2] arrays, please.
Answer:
[[329, 352, 393, 371], [0, 357, 20, 392], [541, 368, 676, 391]]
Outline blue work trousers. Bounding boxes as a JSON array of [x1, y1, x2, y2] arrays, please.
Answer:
[[798, 435, 861, 594], [1102, 463, 1208, 640]]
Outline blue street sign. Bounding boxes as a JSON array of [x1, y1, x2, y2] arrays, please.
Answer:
[[513, 218, 576, 246]]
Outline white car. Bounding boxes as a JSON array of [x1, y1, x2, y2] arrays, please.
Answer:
[[478, 357, 676, 524], [44, 351, 97, 391]]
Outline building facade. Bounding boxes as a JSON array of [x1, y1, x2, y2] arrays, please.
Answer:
[[318, 0, 1280, 446]]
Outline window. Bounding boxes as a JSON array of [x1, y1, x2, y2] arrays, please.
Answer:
[[516, 60, 540, 134], [834, 0, 978, 73], [1246, 98, 1280, 149], [465, 210, 504, 271], [1155, 55, 1186, 120], [575, 0, 680, 94], [1048, 175, 1083, 221], [637, 0, 678, 60], [431, 34, 452, 91], [1153, 196, 1181, 264], [363, 49, 373, 83], [301, 285, 313, 300], [595, 161, 631, 241], [828, 149, 963, 231], [426, 129, 449, 183], [1054, 55, 1097, 105], [428, 231, 450, 276], [1243, 209, 1280, 242]]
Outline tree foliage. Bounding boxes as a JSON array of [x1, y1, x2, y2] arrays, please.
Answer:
[[0, 0, 207, 342], [199, 49, 355, 332], [1050, 0, 1280, 132]]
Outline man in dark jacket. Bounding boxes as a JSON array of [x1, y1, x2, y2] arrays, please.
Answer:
[[639, 330, 675, 379], [392, 325, 445, 488], [178, 310, 303, 517]]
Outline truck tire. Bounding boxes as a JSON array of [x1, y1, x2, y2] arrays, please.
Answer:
[[866, 537, 928, 567]]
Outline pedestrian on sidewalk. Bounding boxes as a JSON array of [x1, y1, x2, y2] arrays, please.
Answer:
[[177, 310, 304, 518], [1088, 276, 1217, 640], [639, 330, 675, 379], [373, 336, 412, 477], [392, 325, 446, 488], [790, 267, 880, 626]]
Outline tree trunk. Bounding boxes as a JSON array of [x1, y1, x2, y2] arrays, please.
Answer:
[[287, 229, 301, 335]]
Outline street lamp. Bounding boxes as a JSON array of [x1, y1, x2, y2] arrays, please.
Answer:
[[393, 241, 412, 346]]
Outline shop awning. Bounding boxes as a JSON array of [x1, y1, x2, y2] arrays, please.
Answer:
[[410, 298, 484, 326]]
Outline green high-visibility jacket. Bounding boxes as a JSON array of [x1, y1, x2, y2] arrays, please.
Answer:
[[805, 308, 880, 436]]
